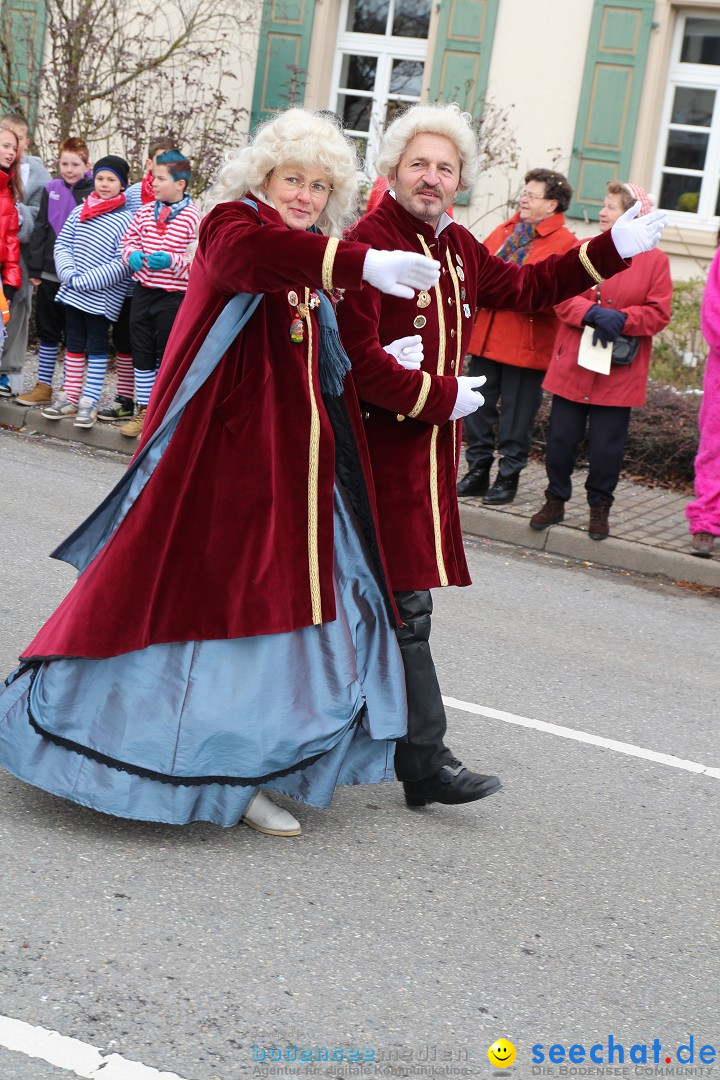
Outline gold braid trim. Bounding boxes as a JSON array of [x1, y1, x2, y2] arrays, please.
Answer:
[[321, 236, 340, 292], [305, 289, 322, 624], [445, 251, 464, 461], [416, 233, 449, 586], [578, 241, 605, 285], [407, 370, 432, 419]]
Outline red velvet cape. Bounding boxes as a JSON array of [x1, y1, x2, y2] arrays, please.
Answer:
[[338, 193, 630, 591]]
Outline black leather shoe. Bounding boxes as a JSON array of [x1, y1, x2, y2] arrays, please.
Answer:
[[403, 764, 501, 807], [456, 463, 491, 497], [482, 474, 519, 505]]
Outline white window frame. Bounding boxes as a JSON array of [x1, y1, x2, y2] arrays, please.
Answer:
[[653, 10, 720, 231], [330, 0, 429, 179]]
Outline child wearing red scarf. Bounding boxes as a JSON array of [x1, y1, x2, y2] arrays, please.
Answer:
[[41, 155, 133, 428]]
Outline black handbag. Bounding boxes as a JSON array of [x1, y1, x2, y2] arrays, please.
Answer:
[[611, 334, 640, 366]]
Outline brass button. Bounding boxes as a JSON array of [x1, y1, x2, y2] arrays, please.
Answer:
[[448, 297, 454, 305], [362, 411, 370, 419], [450, 328, 456, 337]]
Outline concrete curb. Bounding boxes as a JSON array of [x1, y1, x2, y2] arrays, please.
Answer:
[[0, 399, 134, 455], [3, 399, 719, 587], [458, 502, 720, 588]]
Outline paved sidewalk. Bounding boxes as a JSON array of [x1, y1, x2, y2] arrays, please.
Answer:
[[2, 350, 718, 587]]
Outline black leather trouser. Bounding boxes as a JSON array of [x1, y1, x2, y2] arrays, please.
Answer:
[[393, 589, 455, 782]]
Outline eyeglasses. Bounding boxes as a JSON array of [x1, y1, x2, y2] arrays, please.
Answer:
[[276, 174, 332, 198], [520, 189, 549, 201]]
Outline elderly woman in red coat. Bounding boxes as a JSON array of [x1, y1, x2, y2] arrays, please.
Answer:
[[530, 182, 672, 540], [0, 109, 446, 837]]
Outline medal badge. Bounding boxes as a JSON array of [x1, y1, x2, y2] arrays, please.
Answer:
[[289, 317, 304, 343], [456, 255, 464, 267], [463, 304, 471, 319], [287, 290, 299, 307], [456, 266, 465, 281], [413, 315, 427, 330]]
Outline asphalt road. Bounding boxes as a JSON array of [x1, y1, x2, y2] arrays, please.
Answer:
[[0, 429, 718, 1080]]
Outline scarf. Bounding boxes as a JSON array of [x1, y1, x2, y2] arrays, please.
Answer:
[[141, 171, 155, 204], [496, 221, 537, 265], [80, 190, 126, 222], [317, 291, 351, 397], [154, 195, 191, 233]]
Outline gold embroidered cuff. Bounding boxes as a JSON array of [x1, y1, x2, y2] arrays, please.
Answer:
[[408, 370, 432, 419], [322, 237, 340, 292], [578, 240, 605, 285]]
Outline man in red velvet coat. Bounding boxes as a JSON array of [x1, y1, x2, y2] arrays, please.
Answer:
[[337, 102, 667, 811]]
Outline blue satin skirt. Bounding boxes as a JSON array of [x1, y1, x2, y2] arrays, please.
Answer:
[[0, 484, 407, 826]]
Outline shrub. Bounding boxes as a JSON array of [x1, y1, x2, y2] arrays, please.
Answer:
[[650, 277, 706, 391]]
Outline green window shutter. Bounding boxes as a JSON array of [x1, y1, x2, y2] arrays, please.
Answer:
[[0, 0, 46, 126], [250, 0, 316, 134], [568, 0, 655, 221], [427, 0, 500, 205]]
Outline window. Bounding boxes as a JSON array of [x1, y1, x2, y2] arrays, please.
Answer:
[[330, 0, 432, 176], [654, 14, 720, 226]]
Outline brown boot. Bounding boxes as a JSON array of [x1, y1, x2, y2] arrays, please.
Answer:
[[588, 503, 611, 540], [530, 490, 565, 531]]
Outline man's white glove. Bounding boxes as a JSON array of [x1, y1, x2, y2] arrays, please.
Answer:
[[363, 249, 441, 298], [610, 201, 668, 258], [450, 375, 487, 420], [384, 334, 424, 370]]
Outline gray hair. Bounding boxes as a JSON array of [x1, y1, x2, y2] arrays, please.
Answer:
[[375, 102, 480, 190], [204, 108, 360, 236]]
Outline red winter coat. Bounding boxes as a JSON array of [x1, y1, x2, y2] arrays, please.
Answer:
[[0, 169, 22, 290], [22, 198, 461, 661], [467, 210, 578, 370], [543, 247, 672, 407], [338, 192, 630, 591]]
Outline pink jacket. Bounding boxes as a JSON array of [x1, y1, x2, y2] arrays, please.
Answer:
[[543, 247, 672, 407]]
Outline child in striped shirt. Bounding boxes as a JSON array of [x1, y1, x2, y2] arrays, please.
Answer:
[[42, 155, 133, 428], [120, 150, 199, 438]]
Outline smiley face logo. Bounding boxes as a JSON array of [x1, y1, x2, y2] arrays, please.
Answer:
[[488, 1039, 516, 1068]]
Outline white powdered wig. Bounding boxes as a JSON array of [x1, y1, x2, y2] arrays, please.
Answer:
[[204, 108, 361, 236], [375, 102, 480, 191]]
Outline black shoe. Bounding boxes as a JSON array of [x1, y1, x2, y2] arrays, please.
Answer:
[[97, 395, 135, 422], [456, 463, 492, 497], [403, 764, 501, 807], [482, 474, 519, 505]]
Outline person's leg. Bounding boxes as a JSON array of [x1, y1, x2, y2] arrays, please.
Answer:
[[585, 405, 631, 505], [393, 589, 500, 806], [74, 314, 110, 427], [152, 289, 183, 364], [16, 281, 62, 405], [101, 295, 135, 419], [1, 273, 31, 387], [42, 305, 84, 418], [457, 355, 500, 495], [120, 286, 155, 437], [544, 395, 588, 502], [496, 366, 545, 477]]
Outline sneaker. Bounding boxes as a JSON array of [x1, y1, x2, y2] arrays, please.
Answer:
[[73, 395, 98, 428], [119, 405, 147, 438], [0, 373, 11, 397], [41, 392, 78, 420], [16, 381, 53, 406], [97, 395, 134, 422]]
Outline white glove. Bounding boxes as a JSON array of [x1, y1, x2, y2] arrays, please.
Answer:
[[610, 201, 668, 258], [363, 249, 441, 299], [450, 375, 487, 420], [384, 334, 424, 370]]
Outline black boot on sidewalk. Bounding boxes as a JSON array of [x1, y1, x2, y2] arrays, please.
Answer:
[[457, 463, 491, 497]]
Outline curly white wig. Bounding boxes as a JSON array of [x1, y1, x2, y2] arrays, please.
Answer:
[[375, 102, 480, 191], [204, 108, 360, 236]]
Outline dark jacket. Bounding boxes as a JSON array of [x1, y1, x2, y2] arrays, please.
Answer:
[[27, 176, 93, 280]]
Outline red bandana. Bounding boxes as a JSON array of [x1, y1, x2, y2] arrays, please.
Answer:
[[141, 171, 155, 204], [80, 191, 127, 222]]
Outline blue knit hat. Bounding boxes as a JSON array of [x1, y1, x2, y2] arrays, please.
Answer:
[[93, 155, 130, 190]]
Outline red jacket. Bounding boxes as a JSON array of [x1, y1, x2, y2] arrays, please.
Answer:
[[0, 169, 22, 290], [467, 210, 578, 370], [338, 192, 630, 591], [22, 199, 459, 660], [543, 247, 672, 407]]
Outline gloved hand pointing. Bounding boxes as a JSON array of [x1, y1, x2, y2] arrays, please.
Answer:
[[384, 334, 424, 370], [363, 249, 441, 298], [610, 201, 668, 258], [450, 375, 487, 420]]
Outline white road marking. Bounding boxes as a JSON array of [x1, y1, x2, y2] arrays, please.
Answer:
[[0, 1014, 187, 1079], [443, 696, 720, 780]]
